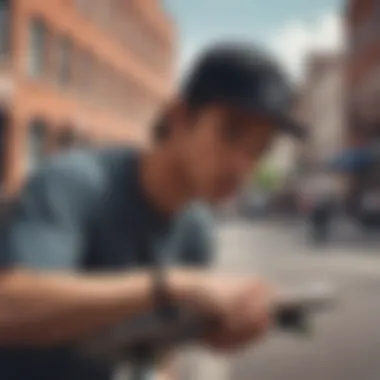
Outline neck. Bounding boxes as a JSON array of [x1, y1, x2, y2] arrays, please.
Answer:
[[139, 145, 192, 216]]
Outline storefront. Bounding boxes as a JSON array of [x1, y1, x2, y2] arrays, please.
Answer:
[[328, 146, 380, 224], [0, 107, 8, 198]]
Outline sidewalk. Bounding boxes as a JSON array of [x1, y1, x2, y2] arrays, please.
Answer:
[[266, 215, 380, 252], [179, 219, 380, 380]]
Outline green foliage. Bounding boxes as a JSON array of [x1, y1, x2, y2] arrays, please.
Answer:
[[253, 165, 283, 192]]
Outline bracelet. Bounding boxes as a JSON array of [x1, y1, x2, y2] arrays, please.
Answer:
[[153, 266, 178, 319]]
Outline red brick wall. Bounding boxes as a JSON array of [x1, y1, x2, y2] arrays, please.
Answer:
[[1, 0, 176, 195], [346, 0, 380, 146]]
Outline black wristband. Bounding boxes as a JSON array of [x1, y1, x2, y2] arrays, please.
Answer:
[[136, 232, 178, 319], [152, 266, 178, 319]]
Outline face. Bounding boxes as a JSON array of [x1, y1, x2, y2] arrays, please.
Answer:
[[172, 104, 277, 203]]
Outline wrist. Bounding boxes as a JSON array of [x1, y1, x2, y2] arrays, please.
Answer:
[[166, 269, 206, 303]]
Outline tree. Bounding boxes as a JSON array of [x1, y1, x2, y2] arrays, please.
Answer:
[[253, 164, 283, 192]]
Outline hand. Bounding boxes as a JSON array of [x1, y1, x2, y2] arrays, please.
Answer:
[[176, 272, 277, 353]]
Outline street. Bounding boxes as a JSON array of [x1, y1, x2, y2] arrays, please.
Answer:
[[181, 219, 380, 380]]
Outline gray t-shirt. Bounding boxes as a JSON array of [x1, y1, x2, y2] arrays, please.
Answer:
[[0, 146, 214, 380]]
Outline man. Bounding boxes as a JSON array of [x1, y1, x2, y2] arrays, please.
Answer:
[[0, 43, 304, 380], [310, 193, 335, 244]]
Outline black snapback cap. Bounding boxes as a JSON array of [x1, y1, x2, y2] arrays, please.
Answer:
[[180, 42, 306, 140]]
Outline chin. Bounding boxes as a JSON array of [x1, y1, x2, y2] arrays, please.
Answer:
[[205, 190, 237, 204]]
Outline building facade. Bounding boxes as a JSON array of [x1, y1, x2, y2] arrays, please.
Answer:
[[299, 53, 344, 166], [0, 0, 175, 197], [344, 0, 380, 211], [345, 0, 380, 146], [294, 52, 346, 200]]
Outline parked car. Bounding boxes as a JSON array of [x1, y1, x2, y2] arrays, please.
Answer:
[[353, 191, 380, 230], [305, 189, 380, 245]]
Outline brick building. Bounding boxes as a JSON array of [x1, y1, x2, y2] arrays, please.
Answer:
[[292, 52, 346, 206], [0, 0, 175, 197], [345, 0, 380, 146], [344, 0, 380, 213], [295, 53, 344, 172]]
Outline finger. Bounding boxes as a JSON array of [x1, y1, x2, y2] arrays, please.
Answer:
[[208, 300, 271, 351], [248, 283, 278, 326], [241, 295, 273, 340], [206, 325, 261, 353]]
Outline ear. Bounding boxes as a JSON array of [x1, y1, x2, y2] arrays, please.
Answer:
[[165, 98, 189, 137]]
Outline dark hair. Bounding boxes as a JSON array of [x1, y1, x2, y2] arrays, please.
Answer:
[[152, 103, 202, 143]]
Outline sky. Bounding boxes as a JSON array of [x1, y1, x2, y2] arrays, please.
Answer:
[[164, 0, 344, 82]]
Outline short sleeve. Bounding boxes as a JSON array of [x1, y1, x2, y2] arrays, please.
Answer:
[[176, 204, 215, 267], [0, 152, 106, 271]]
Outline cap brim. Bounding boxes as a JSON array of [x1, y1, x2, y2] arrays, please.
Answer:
[[228, 98, 308, 141], [211, 96, 308, 141]]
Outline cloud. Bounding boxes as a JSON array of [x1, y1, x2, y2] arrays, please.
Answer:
[[268, 11, 343, 82]]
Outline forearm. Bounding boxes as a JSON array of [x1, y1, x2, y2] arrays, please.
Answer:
[[157, 352, 178, 380], [0, 268, 201, 347], [157, 367, 176, 380]]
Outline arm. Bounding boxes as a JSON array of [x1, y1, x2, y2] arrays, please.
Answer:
[[156, 352, 177, 380], [0, 267, 200, 347], [0, 154, 199, 347]]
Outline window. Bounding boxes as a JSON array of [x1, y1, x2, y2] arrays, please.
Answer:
[[27, 119, 47, 174], [91, 58, 102, 101], [74, 48, 84, 92], [108, 67, 119, 108], [77, 50, 94, 94], [0, 108, 8, 187], [57, 36, 72, 86], [27, 18, 48, 78], [92, 0, 112, 26], [114, 73, 125, 111], [0, 0, 10, 56], [95, 60, 107, 101], [99, 0, 113, 26], [102, 65, 114, 106], [76, 0, 92, 13]]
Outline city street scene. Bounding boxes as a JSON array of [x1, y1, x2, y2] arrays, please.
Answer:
[[180, 220, 380, 380], [1, 0, 380, 380]]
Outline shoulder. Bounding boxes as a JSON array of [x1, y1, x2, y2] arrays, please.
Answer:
[[32, 145, 137, 194], [43, 145, 137, 180], [20, 146, 138, 219], [29, 149, 107, 201]]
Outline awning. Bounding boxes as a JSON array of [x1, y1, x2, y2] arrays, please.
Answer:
[[327, 147, 375, 172]]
